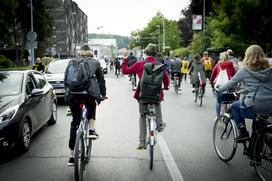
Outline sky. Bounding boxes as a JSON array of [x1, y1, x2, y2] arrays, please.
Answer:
[[73, 0, 190, 37]]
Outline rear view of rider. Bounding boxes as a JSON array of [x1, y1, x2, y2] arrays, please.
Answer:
[[122, 43, 169, 149], [171, 55, 182, 89], [64, 47, 107, 166], [127, 52, 137, 85], [190, 54, 206, 93]]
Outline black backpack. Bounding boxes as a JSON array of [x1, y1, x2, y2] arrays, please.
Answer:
[[139, 61, 166, 102], [64, 58, 90, 92]]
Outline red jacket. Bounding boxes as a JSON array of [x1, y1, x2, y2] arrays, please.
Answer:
[[122, 56, 169, 101], [210, 61, 235, 83]]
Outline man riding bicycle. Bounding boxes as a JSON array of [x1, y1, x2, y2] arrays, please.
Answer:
[[122, 43, 169, 149], [64, 46, 107, 166]]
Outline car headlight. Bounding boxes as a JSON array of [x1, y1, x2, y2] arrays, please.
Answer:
[[0, 105, 19, 123]]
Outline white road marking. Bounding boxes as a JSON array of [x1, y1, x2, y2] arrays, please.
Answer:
[[158, 135, 185, 181]]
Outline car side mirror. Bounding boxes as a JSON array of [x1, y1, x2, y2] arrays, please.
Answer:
[[31, 89, 43, 97]]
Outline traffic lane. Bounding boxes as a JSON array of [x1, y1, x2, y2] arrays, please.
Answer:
[[0, 73, 172, 181], [87, 74, 171, 181], [161, 82, 259, 181], [0, 105, 70, 181]]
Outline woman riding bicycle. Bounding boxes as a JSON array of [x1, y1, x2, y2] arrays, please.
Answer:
[[189, 54, 206, 93], [216, 45, 272, 143], [210, 52, 235, 118]]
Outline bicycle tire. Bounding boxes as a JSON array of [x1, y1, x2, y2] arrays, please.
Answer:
[[213, 115, 238, 162], [194, 87, 198, 102], [253, 135, 272, 181], [198, 87, 203, 107], [74, 131, 85, 181], [131, 75, 135, 90], [149, 144, 154, 170]]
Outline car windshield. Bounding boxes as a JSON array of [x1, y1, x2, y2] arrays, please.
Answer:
[[46, 60, 70, 74], [0, 72, 23, 96]]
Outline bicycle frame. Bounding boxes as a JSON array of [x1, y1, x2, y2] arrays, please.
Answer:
[[146, 104, 157, 146]]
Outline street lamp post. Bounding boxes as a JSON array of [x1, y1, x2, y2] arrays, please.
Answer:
[[157, 25, 161, 52], [162, 17, 165, 48]]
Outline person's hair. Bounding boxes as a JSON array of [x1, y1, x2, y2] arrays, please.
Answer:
[[193, 54, 201, 60], [76, 50, 93, 57], [243, 44, 270, 71], [145, 43, 157, 56], [219, 52, 229, 63]]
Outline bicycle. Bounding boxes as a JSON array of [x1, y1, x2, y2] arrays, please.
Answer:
[[74, 104, 92, 181], [193, 72, 204, 106], [143, 104, 158, 170], [213, 92, 272, 181], [173, 73, 180, 94]]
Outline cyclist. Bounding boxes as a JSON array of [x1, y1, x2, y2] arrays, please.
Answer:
[[190, 54, 206, 93], [127, 52, 137, 87], [114, 57, 121, 76], [210, 52, 235, 118], [170, 55, 182, 90], [181, 57, 190, 82], [202, 51, 214, 80], [32, 57, 45, 73], [121, 43, 169, 150], [216, 45, 272, 142], [227, 49, 239, 72], [65, 47, 107, 166]]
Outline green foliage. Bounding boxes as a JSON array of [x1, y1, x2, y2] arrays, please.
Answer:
[[0, 55, 14, 68], [129, 12, 182, 52], [173, 47, 189, 58]]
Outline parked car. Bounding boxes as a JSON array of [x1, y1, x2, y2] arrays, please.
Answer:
[[98, 59, 108, 74], [0, 70, 57, 152], [45, 58, 71, 98]]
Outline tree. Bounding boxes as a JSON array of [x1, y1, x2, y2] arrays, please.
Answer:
[[129, 12, 182, 52]]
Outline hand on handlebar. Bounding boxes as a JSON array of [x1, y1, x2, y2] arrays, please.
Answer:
[[101, 96, 108, 101]]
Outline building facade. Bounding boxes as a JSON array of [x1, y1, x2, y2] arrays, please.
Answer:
[[45, 0, 88, 57]]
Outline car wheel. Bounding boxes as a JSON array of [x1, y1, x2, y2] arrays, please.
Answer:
[[48, 101, 57, 125], [17, 118, 31, 152]]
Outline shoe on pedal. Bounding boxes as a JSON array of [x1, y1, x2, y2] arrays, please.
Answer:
[[157, 122, 167, 132], [88, 129, 99, 139], [137, 141, 146, 150], [67, 157, 74, 166]]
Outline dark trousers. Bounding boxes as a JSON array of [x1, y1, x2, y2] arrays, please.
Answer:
[[68, 94, 96, 150]]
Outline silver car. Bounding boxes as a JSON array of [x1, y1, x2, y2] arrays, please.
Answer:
[[45, 59, 71, 98]]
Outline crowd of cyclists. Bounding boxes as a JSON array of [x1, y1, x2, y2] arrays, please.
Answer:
[[63, 43, 272, 180]]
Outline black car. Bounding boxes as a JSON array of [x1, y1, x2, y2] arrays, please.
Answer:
[[0, 70, 57, 152]]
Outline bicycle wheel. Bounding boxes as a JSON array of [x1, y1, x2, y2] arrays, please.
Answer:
[[74, 131, 85, 181], [198, 87, 203, 107], [131, 75, 135, 90], [213, 115, 238, 161], [194, 87, 198, 102], [86, 139, 92, 163], [149, 144, 154, 170], [253, 136, 272, 181]]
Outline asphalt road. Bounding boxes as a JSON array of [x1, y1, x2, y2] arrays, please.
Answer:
[[0, 70, 260, 181]]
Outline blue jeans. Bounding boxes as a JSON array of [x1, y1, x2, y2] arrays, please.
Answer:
[[231, 101, 256, 127], [216, 92, 223, 117]]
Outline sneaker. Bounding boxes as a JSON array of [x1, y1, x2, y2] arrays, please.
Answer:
[[192, 88, 195, 93], [67, 157, 74, 166], [88, 129, 99, 139], [157, 122, 167, 132], [66, 107, 71, 116], [137, 141, 146, 150], [235, 129, 250, 143]]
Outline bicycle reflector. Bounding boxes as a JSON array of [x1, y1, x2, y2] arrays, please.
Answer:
[[150, 131, 155, 137]]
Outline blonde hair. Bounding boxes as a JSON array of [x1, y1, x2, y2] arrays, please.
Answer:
[[76, 50, 93, 57], [219, 52, 229, 63], [243, 45, 269, 71]]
